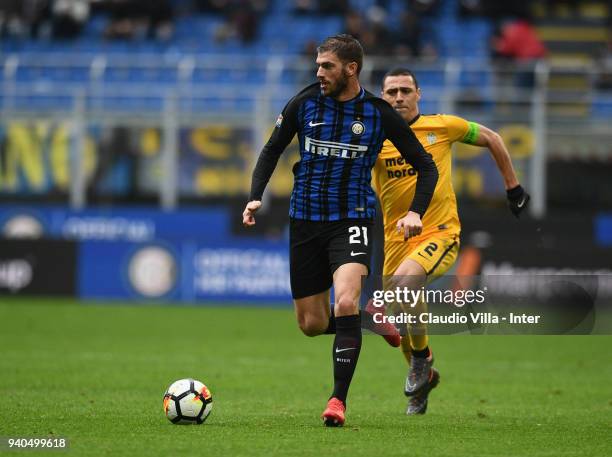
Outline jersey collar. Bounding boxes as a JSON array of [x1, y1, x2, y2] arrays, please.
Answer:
[[407, 113, 421, 126], [334, 86, 365, 103]]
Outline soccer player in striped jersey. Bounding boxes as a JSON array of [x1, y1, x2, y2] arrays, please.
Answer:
[[371, 68, 530, 415], [243, 36, 439, 426]]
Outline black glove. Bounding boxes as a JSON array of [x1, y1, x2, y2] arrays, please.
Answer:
[[506, 185, 530, 218]]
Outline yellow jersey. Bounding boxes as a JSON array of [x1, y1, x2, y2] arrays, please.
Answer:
[[373, 114, 474, 244]]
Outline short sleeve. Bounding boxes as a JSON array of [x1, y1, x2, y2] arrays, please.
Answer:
[[441, 115, 471, 143]]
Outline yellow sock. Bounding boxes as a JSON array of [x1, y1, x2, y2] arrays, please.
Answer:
[[408, 333, 429, 352], [400, 333, 412, 365], [407, 296, 429, 353]]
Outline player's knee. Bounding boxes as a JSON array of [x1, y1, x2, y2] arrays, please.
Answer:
[[401, 260, 427, 278], [334, 297, 358, 317], [393, 263, 426, 288], [297, 315, 327, 337]]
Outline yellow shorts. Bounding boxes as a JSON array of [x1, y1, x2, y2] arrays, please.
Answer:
[[383, 233, 460, 281]]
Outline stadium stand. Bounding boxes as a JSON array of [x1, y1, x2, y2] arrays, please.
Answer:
[[1, 1, 609, 117]]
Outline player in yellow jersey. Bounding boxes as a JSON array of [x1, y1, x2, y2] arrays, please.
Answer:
[[371, 68, 530, 415]]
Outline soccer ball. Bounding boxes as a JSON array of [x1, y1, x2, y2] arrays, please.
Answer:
[[163, 378, 213, 425]]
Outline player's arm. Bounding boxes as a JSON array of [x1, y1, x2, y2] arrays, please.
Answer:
[[376, 100, 439, 239], [462, 121, 530, 217], [244, 98, 299, 226]]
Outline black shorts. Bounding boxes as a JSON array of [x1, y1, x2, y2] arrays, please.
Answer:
[[289, 218, 373, 299]]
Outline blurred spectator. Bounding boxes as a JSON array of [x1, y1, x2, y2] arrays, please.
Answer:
[[214, 0, 262, 44], [459, 0, 484, 17], [195, 0, 231, 13], [342, 10, 365, 42], [103, 0, 143, 40], [301, 38, 317, 56], [394, 11, 422, 57], [197, 0, 268, 14], [51, 0, 89, 39], [341, 6, 437, 58], [596, 39, 612, 91], [409, 0, 439, 16], [250, 0, 269, 14], [229, 5, 257, 43], [297, 39, 318, 84], [318, 0, 348, 15], [92, 126, 141, 201], [479, 0, 531, 21], [145, 1, 174, 40], [492, 16, 547, 88], [0, 0, 22, 38], [293, 0, 317, 15], [23, 0, 50, 38], [365, 5, 393, 54], [293, 0, 347, 15], [102, 0, 174, 41], [392, 1, 439, 57], [0, 0, 51, 39], [492, 17, 547, 62]]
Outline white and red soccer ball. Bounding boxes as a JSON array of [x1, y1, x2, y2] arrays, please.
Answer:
[[163, 378, 213, 425]]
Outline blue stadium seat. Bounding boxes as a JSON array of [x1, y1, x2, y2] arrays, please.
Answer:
[[13, 94, 73, 111], [459, 69, 492, 89], [350, 0, 376, 11], [82, 14, 109, 38], [191, 67, 226, 84], [592, 97, 612, 117], [419, 100, 439, 115], [417, 69, 446, 87], [99, 94, 164, 112]]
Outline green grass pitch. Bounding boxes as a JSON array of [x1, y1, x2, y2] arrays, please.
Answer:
[[1, 299, 610, 456]]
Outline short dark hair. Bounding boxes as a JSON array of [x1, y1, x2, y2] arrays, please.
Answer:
[[317, 34, 364, 74], [381, 68, 419, 90]]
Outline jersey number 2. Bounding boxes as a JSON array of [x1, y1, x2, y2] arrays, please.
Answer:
[[348, 226, 368, 246]]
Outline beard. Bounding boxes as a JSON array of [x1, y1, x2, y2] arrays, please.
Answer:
[[323, 69, 349, 98]]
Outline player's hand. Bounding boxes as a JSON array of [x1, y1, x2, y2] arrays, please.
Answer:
[[242, 200, 262, 227], [396, 211, 422, 241], [506, 185, 530, 218]]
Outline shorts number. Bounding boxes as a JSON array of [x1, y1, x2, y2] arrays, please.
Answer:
[[348, 226, 368, 246], [423, 242, 438, 257]]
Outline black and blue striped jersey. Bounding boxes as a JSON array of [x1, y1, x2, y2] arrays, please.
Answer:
[[250, 83, 438, 222]]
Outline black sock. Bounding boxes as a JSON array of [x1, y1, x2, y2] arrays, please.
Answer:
[[412, 346, 430, 358], [331, 314, 362, 404], [324, 307, 336, 334], [326, 309, 377, 334]]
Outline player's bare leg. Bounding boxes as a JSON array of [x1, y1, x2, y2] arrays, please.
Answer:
[[321, 263, 366, 427], [293, 290, 331, 337], [393, 257, 428, 357], [332, 263, 364, 317], [293, 283, 400, 345], [390, 259, 428, 362]]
